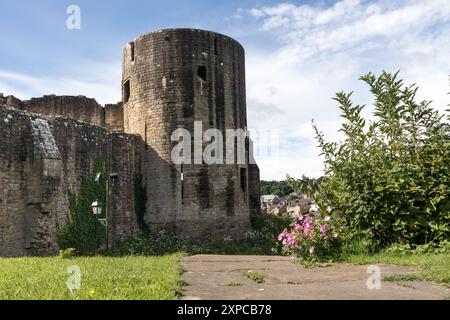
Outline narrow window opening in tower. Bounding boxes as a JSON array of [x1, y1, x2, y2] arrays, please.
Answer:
[[130, 42, 135, 62], [165, 36, 170, 41], [240, 168, 247, 194], [214, 37, 218, 55], [123, 80, 130, 103], [197, 66, 207, 81]]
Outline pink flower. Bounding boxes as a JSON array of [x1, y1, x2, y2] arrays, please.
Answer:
[[304, 216, 313, 225], [326, 206, 332, 213], [332, 232, 338, 238], [278, 229, 288, 241], [319, 224, 330, 233], [324, 215, 331, 222]]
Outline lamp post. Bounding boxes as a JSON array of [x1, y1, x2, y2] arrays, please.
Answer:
[[91, 172, 119, 250]]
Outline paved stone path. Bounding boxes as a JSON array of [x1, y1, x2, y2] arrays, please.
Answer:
[[181, 255, 450, 300]]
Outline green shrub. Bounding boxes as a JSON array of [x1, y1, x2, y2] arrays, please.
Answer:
[[314, 71, 450, 247], [57, 157, 107, 255]]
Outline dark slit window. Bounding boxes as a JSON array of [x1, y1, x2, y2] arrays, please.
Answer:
[[123, 80, 130, 103], [130, 42, 135, 62], [197, 66, 207, 81]]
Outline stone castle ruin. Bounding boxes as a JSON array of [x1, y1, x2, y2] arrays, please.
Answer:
[[0, 29, 261, 257]]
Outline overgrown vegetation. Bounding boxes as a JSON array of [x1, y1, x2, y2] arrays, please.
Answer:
[[105, 214, 292, 256], [57, 157, 107, 255], [313, 71, 450, 248]]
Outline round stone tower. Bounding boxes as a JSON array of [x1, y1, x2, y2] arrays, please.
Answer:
[[122, 28, 251, 240]]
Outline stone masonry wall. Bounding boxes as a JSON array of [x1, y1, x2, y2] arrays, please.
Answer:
[[20, 95, 106, 126], [0, 94, 125, 132], [0, 105, 142, 257], [122, 28, 251, 241], [105, 102, 124, 131]]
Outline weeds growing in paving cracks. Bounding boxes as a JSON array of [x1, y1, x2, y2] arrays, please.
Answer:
[[222, 282, 243, 287], [242, 270, 265, 284], [287, 280, 303, 285], [396, 282, 416, 289]]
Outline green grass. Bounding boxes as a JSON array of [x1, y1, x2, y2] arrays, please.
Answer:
[[343, 252, 450, 286], [0, 254, 184, 300], [242, 270, 265, 284]]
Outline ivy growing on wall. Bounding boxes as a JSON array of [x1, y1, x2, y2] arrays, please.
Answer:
[[134, 173, 148, 233], [57, 156, 107, 255]]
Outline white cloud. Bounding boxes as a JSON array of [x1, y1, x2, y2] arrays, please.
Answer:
[[0, 61, 121, 105], [245, 0, 450, 180]]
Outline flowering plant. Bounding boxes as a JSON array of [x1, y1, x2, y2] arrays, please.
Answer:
[[278, 207, 342, 260]]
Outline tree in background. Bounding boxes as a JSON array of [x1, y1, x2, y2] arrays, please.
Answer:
[[260, 180, 293, 197], [286, 174, 322, 198], [260, 176, 321, 198]]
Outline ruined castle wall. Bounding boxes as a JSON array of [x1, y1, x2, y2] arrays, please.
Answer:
[[0, 106, 142, 257], [105, 102, 124, 131], [19, 95, 106, 127], [0, 94, 126, 132], [122, 28, 251, 240]]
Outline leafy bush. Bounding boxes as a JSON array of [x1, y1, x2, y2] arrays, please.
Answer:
[[314, 71, 450, 247], [278, 208, 343, 261], [57, 157, 107, 255]]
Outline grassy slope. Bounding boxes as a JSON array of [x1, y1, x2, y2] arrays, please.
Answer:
[[343, 252, 450, 285], [0, 254, 184, 300]]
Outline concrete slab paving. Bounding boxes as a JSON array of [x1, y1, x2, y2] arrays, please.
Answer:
[[181, 255, 450, 300]]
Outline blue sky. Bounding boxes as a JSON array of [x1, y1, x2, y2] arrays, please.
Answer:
[[1, 0, 450, 180]]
